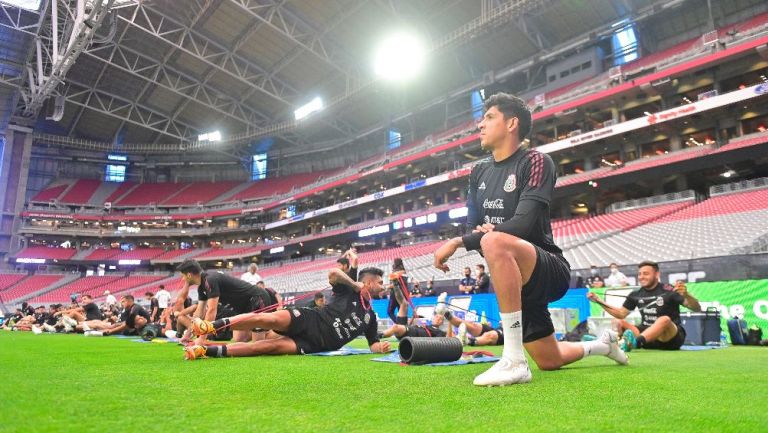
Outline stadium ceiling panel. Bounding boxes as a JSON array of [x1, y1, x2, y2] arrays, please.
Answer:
[[0, 0, 741, 152]]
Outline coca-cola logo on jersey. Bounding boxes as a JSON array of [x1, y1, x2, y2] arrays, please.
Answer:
[[482, 198, 504, 209]]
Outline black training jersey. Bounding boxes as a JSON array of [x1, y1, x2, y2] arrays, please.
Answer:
[[84, 302, 103, 321], [120, 304, 150, 328], [197, 271, 262, 305], [465, 148, 561, 255], [622, 283, 686, 328], [322, 283, 379, 347]]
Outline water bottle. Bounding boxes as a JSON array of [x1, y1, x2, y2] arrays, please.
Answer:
[[720, 332, 728, 346]]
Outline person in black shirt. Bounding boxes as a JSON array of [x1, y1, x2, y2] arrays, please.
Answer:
[[184, 267, 391, 360], [145, 292, 160, 322], [588, 261, 701, 350], [380, 290, 447, 339], [586, 265, 605, 288], [308, 292, 326, 310], [175, 259, 279, 345], [474, 264, 490, 294], [422, 278, 436, 297], [57, 294, 104, 326], [410, 281, 423, 298], [434, 93, 626, 386], [93, 295, 150, 336], [336, 248, 358, 281], [458, 267, 477, 294]]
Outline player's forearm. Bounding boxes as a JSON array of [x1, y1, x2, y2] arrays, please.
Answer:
[[461, 200, 545, 250], [328, 268, 359, 291], [685, 295, 702, 312]]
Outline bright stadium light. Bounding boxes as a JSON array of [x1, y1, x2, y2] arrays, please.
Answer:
[[294, 97, 324, 120], [373, 31, 427, 81], [198, 130, 222, 142], [1, 0, 42, 11]]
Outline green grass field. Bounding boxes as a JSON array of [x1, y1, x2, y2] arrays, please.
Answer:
[[0, 332, 766, 433]]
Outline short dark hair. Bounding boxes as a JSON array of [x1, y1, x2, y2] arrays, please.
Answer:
[[314, 292, 324, 300], [392, 258, 405, 272], [177, 259, 203, 274], [609, 263, 618, 267], [81, 294, 92, 301], [159, 284, 165, 290], [483, 92, 532, 141], [359, 267, 384, 279], [256, 281, 265, 286], [123, 295, 135, 302], [145, 292, 154, 297], [637, 261, 659, 272], [336, 257, 350, 267], [464, 267, 471, 271], [476, 264, 485, 271]]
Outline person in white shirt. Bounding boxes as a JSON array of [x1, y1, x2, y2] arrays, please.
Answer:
[[155, 284, 172, 317], [604, 263, 629, 287], [103, 290, 117, 307], [241, 263, 262, 285]]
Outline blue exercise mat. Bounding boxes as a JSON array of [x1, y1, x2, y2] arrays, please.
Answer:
[[680, 345, 728, 351], [308, 347, 372, 356], [371, 350, 499, 366]]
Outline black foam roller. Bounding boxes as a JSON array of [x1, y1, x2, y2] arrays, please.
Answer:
[[398, 337, 463, 364]]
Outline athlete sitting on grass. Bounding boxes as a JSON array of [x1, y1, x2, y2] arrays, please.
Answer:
[[183, 267, 391, 360], [85, 295, 150, 336], [432, 293, 504, 346], [588, 261, 701, 351]]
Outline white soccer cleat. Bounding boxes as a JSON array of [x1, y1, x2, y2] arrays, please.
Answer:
[[31, 325, 43, 335], [602, 329, 629, 365], [81, 322, 91, 332], [43, 324, 56, 333], [434, 292, 448, 315], [456, 322, 468, 345], [473, 358, 532, 387], [84, 330, 104, 337]]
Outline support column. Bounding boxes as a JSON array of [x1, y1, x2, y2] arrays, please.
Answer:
[[0, 127, 34, 262]]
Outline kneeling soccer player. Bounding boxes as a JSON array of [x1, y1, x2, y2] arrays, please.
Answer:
[[184, 267, 391, 360], [434, 93, 627, 386]]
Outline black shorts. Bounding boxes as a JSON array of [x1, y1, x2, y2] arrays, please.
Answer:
[[479, 324, 494, 336], [639, 323, 686, 350], [280, 308, 334, 354], [226, 292, 277, 315], [521, 246, 571, 343], [399, 325, 446, 339]]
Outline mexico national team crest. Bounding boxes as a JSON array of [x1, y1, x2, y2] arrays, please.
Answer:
[[503, 174, 517, 192]]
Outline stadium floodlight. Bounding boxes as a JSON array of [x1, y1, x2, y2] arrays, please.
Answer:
[[198, 130, 222, 142], [1, 0, 42, 11], [294, 97, 324, 120], [373, 31, 427, 81]]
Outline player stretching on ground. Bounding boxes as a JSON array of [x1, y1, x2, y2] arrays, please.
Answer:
[[433, 293, 503, 346], [588, 261, 701, 351], [183, 267, 390, 360], [175, 260, 279, 345], [380, 283, 448, 339], [434, 93, 627, 386]]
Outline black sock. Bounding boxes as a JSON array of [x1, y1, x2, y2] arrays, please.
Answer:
[[443, 311, 453, 320], [395, 316, 408, 325], [204, 345, 228, 358], [635, 335, 646, 348], [468, 337, 476, 346], [211, 318, 229, 330]]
